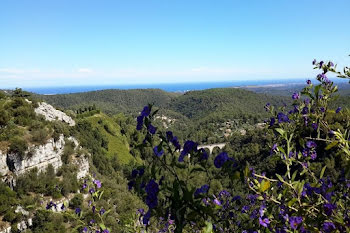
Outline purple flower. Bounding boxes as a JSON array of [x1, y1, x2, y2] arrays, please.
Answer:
[[269, 117, 275, 126], [199, 148, 208, 160], [179, 140, 197, 162], [328, 61, 334, 67], [264, 103, 271, 111], [312, 123, 318, 130], [319, 61, 324, 68], [148, 124, 157, 134], [82, 183, 87, 189], [302, 106, 309, 114], [322, 222, 336, 233], [138, 168, 144, 176], [99, 208, 106, 215], [307, 79, 312, 85], [153, 146, 164, 157], [141, 106, 151, 117], [166, 131, 173, 140], [289, 216, 303, 229], [82, 227, 88, 232], [303, 99, 310, 106], [131, 169, 138, 178], [127, 180, 135, 190], [277, 112, 290, 123], [136, 116, 144, 130], [320, 107, 325, 113], [171, 136, 181, 150], [310, 151, 317, 160], [270, 143, 278, 155], [145, 194, 158, 209], [306, 141, 317, 149], [94, 180, 102, 189], [302, 148, 309, 157], [194, 184, 209, 196], [213, 198, 221, 206], [89, 188, 95, 194], [312, 59, 316, 65], [143, 210, 151, 225], [145, 179, 159, 195], [75, 207, 81, 215], [336, 107, 342, 113], [324, 203, 337, 216], [214, 152, 228, 168], [292, 92, 300, 100], [259, 217, 270, 227]]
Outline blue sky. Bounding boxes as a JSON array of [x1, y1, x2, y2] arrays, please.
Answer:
[[0, 0, 349, 87]]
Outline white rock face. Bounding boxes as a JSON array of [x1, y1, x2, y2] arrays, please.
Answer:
[[35, 102, 75, 126], [7, 135, 65, 176], [73, 155, 90, 180], [0, 151, 9, 176], [68, 136, 90, 179], [0, 226, 11, 233]]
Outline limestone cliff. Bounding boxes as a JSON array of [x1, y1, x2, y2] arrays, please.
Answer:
[[34, 102, 75, 126]]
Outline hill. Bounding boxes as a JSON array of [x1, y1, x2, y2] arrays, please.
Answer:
[[38, 89, 180, 115], [81, 113, 134, 164], [168, 88, 290, 120]]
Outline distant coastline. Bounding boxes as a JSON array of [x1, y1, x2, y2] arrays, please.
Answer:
[[22, 79, 310, 95]]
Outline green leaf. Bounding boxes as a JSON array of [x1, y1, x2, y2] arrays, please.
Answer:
[[320, 166, 327, 179], [275, 128, 285, 136], [190, 167, 206, 173], [291, 171, 297, 182], [276, 174, 284, 182], [203, 221, 213, 233], [325, 141, 338, 150], [243, 165, 250, 177], [260, 180, 271, 192], [99, 224, 106, 230], [288, 198, 297, 207]]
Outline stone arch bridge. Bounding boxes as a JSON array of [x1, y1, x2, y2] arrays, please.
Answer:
[[198, 143, 226, 154]]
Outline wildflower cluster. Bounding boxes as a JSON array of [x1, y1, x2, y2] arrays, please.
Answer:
[[129, 104, 243, 233], [129, 58, 350, 232], [75, 176, 111, 233], [247, 59, 350, 232]]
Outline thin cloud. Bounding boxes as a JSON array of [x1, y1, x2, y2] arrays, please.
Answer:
[[77, 68, 93, 73]]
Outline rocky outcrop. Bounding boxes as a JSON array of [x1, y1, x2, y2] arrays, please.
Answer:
[[73, 155, 89, 180], [1, 135, 90, 184], [0, 151, 9, 177], [7, 135, 65, 176], [35, 102, 75, 126], [0, 226, 11, 233], [68, 136, 90, 179]]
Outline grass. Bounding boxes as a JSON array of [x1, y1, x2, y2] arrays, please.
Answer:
[[84, 113, 134, 164]]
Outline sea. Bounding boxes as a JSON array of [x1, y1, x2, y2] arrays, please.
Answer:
[[23, 79, 312, 95]]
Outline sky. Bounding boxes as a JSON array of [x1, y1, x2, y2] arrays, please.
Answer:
[[0, 0, 350, 88]]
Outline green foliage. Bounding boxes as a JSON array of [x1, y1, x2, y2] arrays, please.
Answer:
[[9, 136, 28, 159], [69, 193, 83, 209], [31, 210, 66, 233], [39, 89, 179, 115]]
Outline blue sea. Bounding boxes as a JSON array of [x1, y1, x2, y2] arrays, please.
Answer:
[[23, 79, 313, 95]]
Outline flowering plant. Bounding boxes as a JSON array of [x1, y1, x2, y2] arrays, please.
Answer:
[[130, 58, 350, 233]]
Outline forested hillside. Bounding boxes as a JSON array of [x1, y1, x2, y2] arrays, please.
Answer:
[[38, 89, 180, 115]]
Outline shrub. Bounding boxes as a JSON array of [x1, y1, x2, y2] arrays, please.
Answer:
[[8, 136, 28, 159], [31, 128, 48, 144], [69, 193, 83, 209]]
